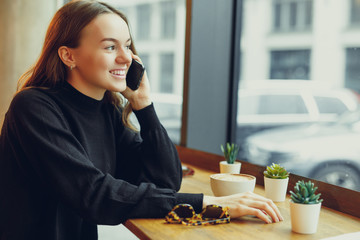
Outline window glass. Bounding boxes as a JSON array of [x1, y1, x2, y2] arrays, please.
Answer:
[[258, 95, 307, 114], [273, 3, 282, 29], [273, 0, 312, 32], [314, 96, 348, 114], [351, 0, 360, 25], [103, 0, 186, 144], [270, 50, 310, 79], [345, 48, 360, 92], [238, 0, 360, 191], [289, 2, 297, 28], [304, 0, 312, 26], [136, 4, 151, 40], [161, 1, 176, 39], [160, 53, 175, 93]]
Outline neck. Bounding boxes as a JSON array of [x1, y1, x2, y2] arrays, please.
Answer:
[[67, 73, 105, 100]]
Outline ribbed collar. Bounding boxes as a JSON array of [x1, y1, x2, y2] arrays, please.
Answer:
[[59, 81, 105, 114]]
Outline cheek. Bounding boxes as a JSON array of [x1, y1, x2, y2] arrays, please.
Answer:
[[96, 57, 111, 71], [83, 55, 110, 75]]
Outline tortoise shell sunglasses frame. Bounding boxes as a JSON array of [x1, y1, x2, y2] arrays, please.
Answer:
[[165, 203, 230, 226]]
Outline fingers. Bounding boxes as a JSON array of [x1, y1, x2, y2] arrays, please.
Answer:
[[242, 192, 284, 222], [246, 199, 280, 223], [242, 206, 272, 224]]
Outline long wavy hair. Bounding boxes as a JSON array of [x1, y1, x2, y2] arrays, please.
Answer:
[[17, 0, 137, 130]]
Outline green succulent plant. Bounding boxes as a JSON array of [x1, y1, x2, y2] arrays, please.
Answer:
[[290, 180, 323, 204], [220, 142, 240, 164], [264, 163, 289, 179]]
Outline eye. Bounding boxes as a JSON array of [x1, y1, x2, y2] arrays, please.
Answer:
[[125, 45, 131, 50], [105, 45, 115, 51]]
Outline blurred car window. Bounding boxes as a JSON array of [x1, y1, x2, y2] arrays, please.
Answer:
[[258, 95, 307, 114], [314, 96, 348, 114]]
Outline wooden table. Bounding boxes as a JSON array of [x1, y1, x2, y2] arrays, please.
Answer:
[[125, 164, 360, 240]]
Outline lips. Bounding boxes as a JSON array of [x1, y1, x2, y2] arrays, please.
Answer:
[[109, 69, 126, 76], [109, 65, 127, 79]]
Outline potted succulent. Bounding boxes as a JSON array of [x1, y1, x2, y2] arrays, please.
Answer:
[[263, 163, 289, 202], [219, 142, 241, 174], [290, 180, 323, 234]]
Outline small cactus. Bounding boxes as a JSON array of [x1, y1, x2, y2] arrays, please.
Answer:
[[220, 142, 240, 164], [264, 163, 289, 179], [290, 180, 323, 204]]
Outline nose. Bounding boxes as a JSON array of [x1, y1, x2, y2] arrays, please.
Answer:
[[115, 48, 132, 65]]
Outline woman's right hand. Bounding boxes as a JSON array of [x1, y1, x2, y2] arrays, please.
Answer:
[[203, 192, 284, 224], [121, 52, 152, 111]]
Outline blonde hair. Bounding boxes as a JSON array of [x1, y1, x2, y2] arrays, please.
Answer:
[[17, 1, 137, 130]]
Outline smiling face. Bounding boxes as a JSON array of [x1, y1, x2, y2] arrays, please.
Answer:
[[68, 13, 132, 99]]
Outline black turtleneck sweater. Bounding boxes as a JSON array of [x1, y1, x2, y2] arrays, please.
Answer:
[[0, 82, 203, 240]]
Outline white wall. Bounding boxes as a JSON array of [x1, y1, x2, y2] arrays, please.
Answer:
[[0, 0, 57, 125]]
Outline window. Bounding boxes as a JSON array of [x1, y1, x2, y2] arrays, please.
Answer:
[[345, 48, 360, 92], [237, 0, 360, 192], [350, 0, 360, 25], [161, 1, 176, 39], [136, 4, 151, 40], [180, 0, 360, 219], [273, 0, 313, 32], [160, 53, 175, 93], [270, 50, 311, 79]]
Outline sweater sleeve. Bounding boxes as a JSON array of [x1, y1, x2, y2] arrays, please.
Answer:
[[7, 90, 203, 224], [114, 104, 183, 191]]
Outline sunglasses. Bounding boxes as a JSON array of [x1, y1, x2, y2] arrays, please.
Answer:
[[165, 204, 230, 226]]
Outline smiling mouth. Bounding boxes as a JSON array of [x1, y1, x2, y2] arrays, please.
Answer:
[[109, 70, 126, 76]]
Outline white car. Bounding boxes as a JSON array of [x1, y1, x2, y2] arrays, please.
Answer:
[[236, 80, 359, 147]]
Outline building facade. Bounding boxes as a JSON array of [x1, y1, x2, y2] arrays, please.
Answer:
[[240, 0, 360, 92]]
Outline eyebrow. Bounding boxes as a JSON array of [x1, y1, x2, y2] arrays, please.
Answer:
[[100, 38, 131, 43]]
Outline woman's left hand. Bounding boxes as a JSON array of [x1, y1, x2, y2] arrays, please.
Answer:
[[121, 52, 152, 110], [203, 192, 284, 224]]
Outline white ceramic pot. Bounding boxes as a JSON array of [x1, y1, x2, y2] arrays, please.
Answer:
[[264, 177, 289, 202], [219, 161, 241, 174], [290, 201, 322, 234], [210, 173, 256, 196]]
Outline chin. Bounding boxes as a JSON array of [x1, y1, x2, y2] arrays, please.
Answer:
[[104, 78, 126, 91], [109, 84, 127, 92]]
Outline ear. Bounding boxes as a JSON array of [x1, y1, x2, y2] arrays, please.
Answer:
[[58, 46, 76, 68]]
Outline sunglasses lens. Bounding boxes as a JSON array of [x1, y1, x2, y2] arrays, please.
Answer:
[[174, 206, 194, 218], [202, 206, 224, 218]]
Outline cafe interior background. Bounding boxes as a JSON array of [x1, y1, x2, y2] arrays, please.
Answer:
[[1, 0, 360, 238]]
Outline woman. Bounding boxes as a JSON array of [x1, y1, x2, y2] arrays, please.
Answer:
[[0, 1, 283, 239]]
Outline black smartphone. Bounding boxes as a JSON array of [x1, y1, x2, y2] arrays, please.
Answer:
[[126, 59, 145, 91]]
